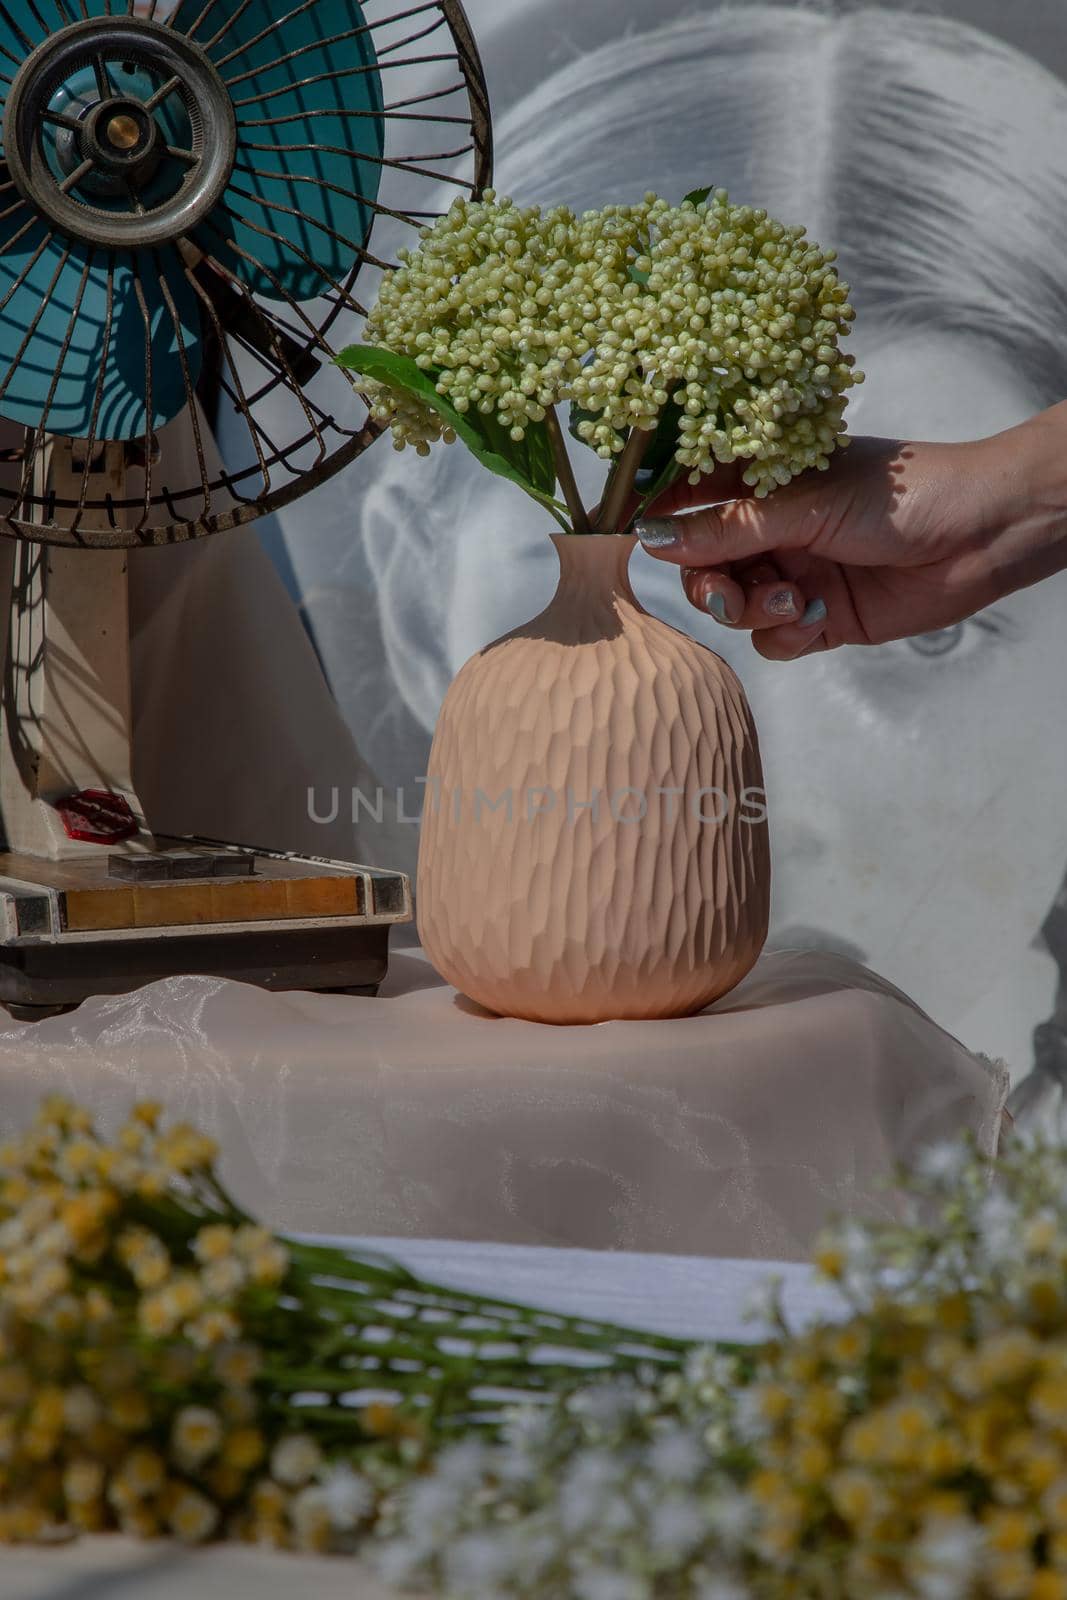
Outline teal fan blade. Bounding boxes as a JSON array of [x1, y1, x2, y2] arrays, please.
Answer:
[[0, 0, 490, 539], [0, 0, 132, 68], [189, 0, 384, 303], [0, 0, 382, 437], [0, 217, 202, 441]]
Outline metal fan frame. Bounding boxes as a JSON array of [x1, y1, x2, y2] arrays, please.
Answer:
[[0, 0, 493, 548]]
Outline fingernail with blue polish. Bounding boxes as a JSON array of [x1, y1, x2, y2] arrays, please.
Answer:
[[706, 591, 730, 622], [801, 598, 827, 627], [635, 516, 681, 549]]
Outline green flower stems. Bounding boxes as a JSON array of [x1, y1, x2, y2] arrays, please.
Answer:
[[595, 423, 655, 534], [545, 406, 592, 534]]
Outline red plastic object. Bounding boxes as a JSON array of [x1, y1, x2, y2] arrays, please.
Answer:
[[54, 790, 139, 845]]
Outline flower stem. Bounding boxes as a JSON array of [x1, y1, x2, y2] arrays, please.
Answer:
[[545, 407, 592, 534], [595, 424, 653, 534]]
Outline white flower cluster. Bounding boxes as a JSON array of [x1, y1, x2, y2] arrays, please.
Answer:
[[814, 1118, 1067, 1328], [358, 189, 862, 496], [375, 1359, 752, 1600], [373, 1127, 1067, 1600]]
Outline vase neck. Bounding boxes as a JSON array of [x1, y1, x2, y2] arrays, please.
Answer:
[[549, 533, 640, 622]]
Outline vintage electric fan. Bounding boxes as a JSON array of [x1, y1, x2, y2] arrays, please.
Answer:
[[0, 0, 491, 1015]]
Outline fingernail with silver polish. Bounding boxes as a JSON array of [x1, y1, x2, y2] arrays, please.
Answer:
[[706, 591, 730, 622], [801, 598, 827, 626], [765, 588, 798, 619], [635, 516, 681, 548]]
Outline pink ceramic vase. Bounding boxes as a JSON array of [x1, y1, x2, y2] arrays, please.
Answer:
[[416, 531, 770, 1023]]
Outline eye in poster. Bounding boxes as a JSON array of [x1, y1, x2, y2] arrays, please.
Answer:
[[267, 0, 1067, 1095]]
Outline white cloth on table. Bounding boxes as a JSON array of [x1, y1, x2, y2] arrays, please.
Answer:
[[0, 943, 1008, 1262], [313, 1234, 849, 1342], [0, 1539, 395, 1600]]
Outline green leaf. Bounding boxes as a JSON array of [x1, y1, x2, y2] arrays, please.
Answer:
[[682, 186, 713, 208], [481, 404, 556, 500], [628, 265, 650, 286], [335, 344, 566, 519]]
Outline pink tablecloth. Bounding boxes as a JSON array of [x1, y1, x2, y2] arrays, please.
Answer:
[[0, 943, 1007, 1262]]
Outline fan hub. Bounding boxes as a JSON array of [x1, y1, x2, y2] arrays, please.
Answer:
[[105, 114, 144, 155], [3, 16, 237, 250], [79, 97, 162, 188]]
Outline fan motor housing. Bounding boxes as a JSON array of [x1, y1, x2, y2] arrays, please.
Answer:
[[3, 16, 237, 250]]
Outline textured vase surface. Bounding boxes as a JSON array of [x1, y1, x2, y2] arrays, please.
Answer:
[[416, 531, 771, 1024]]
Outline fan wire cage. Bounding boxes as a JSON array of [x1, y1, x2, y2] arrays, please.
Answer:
[[0, 0, 492, 546]]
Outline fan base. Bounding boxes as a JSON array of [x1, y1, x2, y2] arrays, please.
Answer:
[[0, 926, 390, 1018], [0, 837, 411, 1018]]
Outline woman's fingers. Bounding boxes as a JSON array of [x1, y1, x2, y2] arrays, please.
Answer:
[[682, 557, 822, 634], [741, 579, 814, 629], [737, 559, 781, 586], [751, 600, 831, 659], [648, 461, 756, 518], [639, 474, 834, 641], [680, 566, 746, 624], [611, 462, 755, 535], [636, 492, 808, 568], [637, 459, 839, 569]]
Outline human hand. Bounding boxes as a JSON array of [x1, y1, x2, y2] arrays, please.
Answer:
[[634, 403, 1067, 659]]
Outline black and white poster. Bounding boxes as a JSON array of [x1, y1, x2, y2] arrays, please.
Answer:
[[263, 0, 1067, 1087]]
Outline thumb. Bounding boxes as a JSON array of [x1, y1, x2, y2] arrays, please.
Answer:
[[647, 460, 755, 516], [635, 485, 819, 567]]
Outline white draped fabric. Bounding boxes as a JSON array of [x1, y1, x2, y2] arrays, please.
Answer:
[[0, 945, 1007, 1262], [0, 1529, 395, 1599]]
